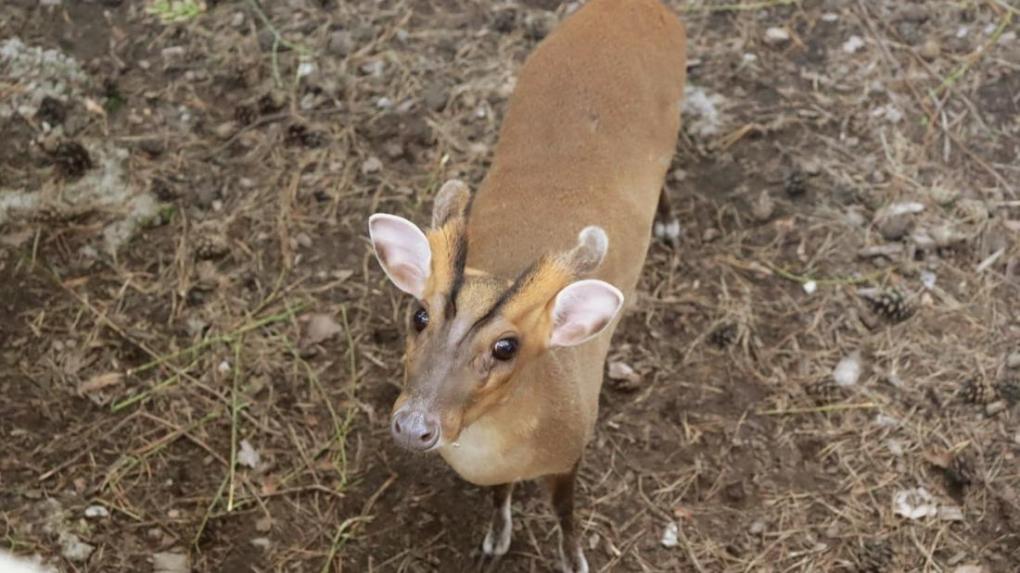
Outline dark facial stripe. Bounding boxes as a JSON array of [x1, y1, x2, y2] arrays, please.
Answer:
[[445, 226, 469, 319], [443, 191, 476, 320], [468, 256, 548, 333]]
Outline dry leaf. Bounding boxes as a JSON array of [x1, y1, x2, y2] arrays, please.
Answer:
[[83, 97, 108, 118], [79, 372, 124, 393], [303, 313, 343, 346]]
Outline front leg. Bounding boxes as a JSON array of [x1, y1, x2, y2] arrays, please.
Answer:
[[653, 185, 681, 248], [482, 482, 513, 556], [548, 462, 588, 573]]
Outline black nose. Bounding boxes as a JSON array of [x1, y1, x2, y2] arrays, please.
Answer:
[[391, 409, 441, 451]]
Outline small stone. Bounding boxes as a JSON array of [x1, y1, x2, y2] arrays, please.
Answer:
[[930, 185, 959, 206], [1007, 353, 1020, 369], [152, 551, 189, 573], [230, 11, 245, 28], [84, 505, 109, 518], [422, 84, 447, 112], [878, 214, 913, 241], [985, 400, 1007, 416], [60, 533, 95, 562], [802, 280, 817, 295], [764, 27, 790, 45], [702, 228, 720, 243], [295, 232, 313, 248], [237, 439, 261, 469], [842, 35, 865, 54], [213, 121, 237, 140], [748, 520, 766, 535], [361, 156, 382, 175], [833, 352, 862, 387], [920, 38, 941, 59], [250, 537, 270, 549], [751, 191, 775, 222], [255, 517, 273, 532], [660, 522, 679, 548]]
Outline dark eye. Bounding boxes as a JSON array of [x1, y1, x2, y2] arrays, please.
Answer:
[[492, 337, 518, 361], [412, 307, 429, 332]]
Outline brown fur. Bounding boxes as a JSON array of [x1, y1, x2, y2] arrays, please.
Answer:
[[434, 0, 687, 485]]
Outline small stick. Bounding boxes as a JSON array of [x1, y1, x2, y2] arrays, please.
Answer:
[[759, 402, 878, 416]]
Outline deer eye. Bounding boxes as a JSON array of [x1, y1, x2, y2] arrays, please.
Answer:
[[412, 307, 429, 332], [491, 337, 518, 361]]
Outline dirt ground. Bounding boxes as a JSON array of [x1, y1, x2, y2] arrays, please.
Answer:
[[1, 0, 1019, 571]]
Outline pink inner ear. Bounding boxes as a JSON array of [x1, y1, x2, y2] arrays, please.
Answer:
[[549, 279, 624, 347], [369, 214, 431, 298]]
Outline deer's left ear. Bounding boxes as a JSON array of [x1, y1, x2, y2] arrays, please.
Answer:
[[548, 279, 624, 347], [368, 214, 432, 299]]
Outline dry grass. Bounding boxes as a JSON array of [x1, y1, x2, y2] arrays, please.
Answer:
[[0, 0, 1018, 571]]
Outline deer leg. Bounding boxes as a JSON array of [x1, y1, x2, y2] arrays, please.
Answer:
[[548, 463, 588, 573], [653, 186, 681, 248], [482, 482, 514, 556]]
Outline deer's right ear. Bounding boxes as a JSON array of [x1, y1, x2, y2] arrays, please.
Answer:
[[369, 214, 432, 299]]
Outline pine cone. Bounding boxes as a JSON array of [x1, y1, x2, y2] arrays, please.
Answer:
[[784, 168, 808, 198], [234, 104, 258, 126], [862, 289, 914, 323], [709, 323, 738, 348], [961, 378, 992, 405], [51, 141, 93, 179]]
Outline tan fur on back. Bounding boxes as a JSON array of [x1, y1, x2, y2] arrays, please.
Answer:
[[440, 0, 687, 485]]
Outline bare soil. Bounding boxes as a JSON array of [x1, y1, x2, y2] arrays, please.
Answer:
[[1, 0, 1018, 572]]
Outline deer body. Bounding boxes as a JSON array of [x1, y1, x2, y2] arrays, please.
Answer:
[[368, 0, 686, 570]]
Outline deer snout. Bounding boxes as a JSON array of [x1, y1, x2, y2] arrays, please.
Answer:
[[391, 408, 441, 451]]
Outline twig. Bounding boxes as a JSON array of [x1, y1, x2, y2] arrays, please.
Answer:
[[680, 0, 799, 12], [759, 402, 879, 416], [227, 340, 243, 511]]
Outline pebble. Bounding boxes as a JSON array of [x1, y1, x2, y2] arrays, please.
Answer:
[[702, 228, 720, 243], [986, 400, 1007, 416], [842, 35, 865, 54], [877, 214, 913, 241], [84, 505, 109, 518], [213, 121, 237, 140], [422, 83, 447, 112], [765, 27, 791, 45], [751, 191, 775, 222], [361, 156, 382, 175], [1007, 353, 1020, 369], [230, 11, 245, 28], [920, 38, 940, 59]]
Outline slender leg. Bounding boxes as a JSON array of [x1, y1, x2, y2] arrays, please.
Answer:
[[482, 482, 513, 556], [653, 186, 681, 247], [548, 463, 588, 573]]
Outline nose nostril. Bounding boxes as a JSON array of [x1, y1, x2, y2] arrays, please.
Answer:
[[419, 432, 432, 442], [393, 420, 402, 434]]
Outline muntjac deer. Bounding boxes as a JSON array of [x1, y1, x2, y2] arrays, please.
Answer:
[[368, 0, 686, 570]]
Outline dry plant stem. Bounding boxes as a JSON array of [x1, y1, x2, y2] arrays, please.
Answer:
[[679, 0, 799, 12], [193, 474, 230, 549], [228, 339, 243, 511]]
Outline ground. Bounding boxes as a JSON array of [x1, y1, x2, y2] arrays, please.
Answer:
[[1, 0, 1019, 571]]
